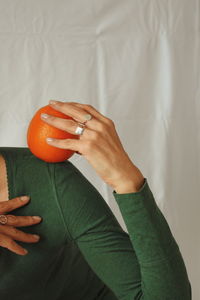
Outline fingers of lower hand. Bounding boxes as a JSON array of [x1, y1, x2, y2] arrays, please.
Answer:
[[0, 196, 31, 214], [0, 225, 40, 243], [0, 232, 28, 255], [0, 199, 41, 255], [4, 215, 42, 227]]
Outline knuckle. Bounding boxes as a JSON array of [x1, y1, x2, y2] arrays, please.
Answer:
[[8, 225, 14, 230], [12, 227, 19, 236], [85, 104, 93, 109], [25, 216, 31, 222], [91, 131, 99, 140], [0, 233, 7, 245], [97, 123, 105, 132], [10, 239, 16, 247], [84, 141, 93, 151], [0, 202, 6, 211], [64, 139, 70, 147], [105, 118, 114, 126], [69, 101, 78, 105], [9, 225, 17, 235], [7, 215, 17, 223], [55, 100, 63, 105]]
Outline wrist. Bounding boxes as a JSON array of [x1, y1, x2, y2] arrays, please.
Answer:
[[114, 176, 145, 194], [112, 165, 145, 194]]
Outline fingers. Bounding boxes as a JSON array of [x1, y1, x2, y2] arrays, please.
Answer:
[[0, 225, 40, 244], [71, 102, 109, 124], [4, 215, 42, 227], [49, 101, 92, 124], [0, 196, 42, 256], [0, 232, 29, 256], [0, 196, 30, 214]]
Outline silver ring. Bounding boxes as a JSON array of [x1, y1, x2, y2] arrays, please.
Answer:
[[75, 114, 93, 135], [75, 124, 85, 135], [0, 215, 8, 225]]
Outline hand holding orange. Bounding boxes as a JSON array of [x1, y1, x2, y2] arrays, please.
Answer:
[[27, 100, 141, 193]]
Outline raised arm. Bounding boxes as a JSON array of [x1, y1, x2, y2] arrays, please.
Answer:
[[54, 161, 191, 300], [42, 100, 191, 299]]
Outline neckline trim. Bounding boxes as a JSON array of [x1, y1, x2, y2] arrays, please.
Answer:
[[0, 149, 14, 201]]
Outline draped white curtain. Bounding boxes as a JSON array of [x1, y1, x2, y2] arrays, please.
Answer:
[[0, 0, 199, 298]]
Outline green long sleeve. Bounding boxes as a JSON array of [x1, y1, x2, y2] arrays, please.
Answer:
[[54, 161, 192, 300], [113, 179, 192, 299]]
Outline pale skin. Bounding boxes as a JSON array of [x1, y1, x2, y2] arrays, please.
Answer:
[[0, 100, 144, 256], [41, 100, 145, 194]]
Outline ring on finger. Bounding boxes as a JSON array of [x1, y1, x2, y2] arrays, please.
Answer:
[[0, 215, 8, 225], [74, 114, 92, 135]]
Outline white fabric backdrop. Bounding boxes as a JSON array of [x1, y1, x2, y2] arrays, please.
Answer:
[[0, 0, 199, 298]]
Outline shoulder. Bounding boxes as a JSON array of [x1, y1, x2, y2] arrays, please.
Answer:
[[53, 160, 112, 218], [53, 160, 99, 196], [53, 160, 124, 240]]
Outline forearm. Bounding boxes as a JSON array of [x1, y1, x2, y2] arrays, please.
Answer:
[[113, 178, 192, 299]]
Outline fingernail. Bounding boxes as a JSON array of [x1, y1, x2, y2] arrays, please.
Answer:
[[23, 248, 28, 254], [46, 138, 54, 143], [33, 216, 42, 221], [33, 234, 40, 240], [49, 100, 58, 105], [21, 196, 30, 201], [41, 113, 49, 119], [84, 114, 92, 121]]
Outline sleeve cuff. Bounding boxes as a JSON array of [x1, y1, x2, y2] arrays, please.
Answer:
[[112, 178, 148, 197]]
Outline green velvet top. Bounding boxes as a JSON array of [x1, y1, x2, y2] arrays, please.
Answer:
[[0, 147, 191, 300]]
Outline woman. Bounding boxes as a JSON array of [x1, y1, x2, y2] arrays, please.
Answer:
[[0, 100, 191, 300]]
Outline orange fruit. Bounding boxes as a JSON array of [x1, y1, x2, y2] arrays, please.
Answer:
[[27, 104, 79, 163]]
